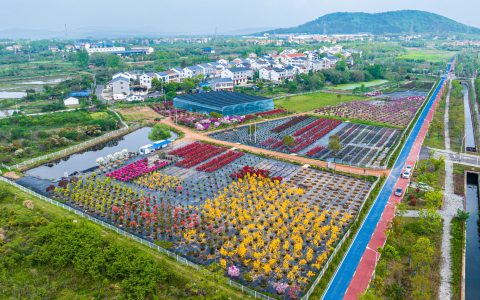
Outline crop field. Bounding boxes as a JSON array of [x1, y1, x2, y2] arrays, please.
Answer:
[[116, 106, 160, 123], [315, 95, 426, 127], [398, 49, 454, 63], [274, 92, 366, 113], [209, 116, 400, 168], [329, 79, 389, 91], [40, 141, 374, 298]]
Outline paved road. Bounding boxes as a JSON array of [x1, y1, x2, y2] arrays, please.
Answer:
[[322, 61, 453, 299], [430, 147, 480, 167]]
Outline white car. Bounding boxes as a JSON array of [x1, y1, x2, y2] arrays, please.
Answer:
[[401, 170, 411, 179], [405, 165, 412, 173], [394, 187, 403, 197]]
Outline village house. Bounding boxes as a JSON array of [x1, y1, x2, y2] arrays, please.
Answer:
[[111, 76, 131, 100], [221, 68, 251, 86], [206, 78, 234, 92], [139, 73, 159, 89]]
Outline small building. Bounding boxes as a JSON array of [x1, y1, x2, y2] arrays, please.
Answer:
[[63, 97, 79, 106], [221, 68, 251, 86], [206, 78, 234, 92], [131, 46, 154, 54], [139, 73, 158, 89], [173, 91, 273, 115], [111, 76, 131, 100], [126, 94, 144, 102], [139, 140, 171, 155], [69, 90, 91, 97], [202, 47, 215, 54]]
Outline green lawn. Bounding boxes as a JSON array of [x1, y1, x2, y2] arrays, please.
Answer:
[[451, 217, 466, 300], [275, 92, 366, 113], [0, 181, 246, 300], [449, 81, 465, 153], [329, 79, 388, 91], [424, 90, 446, 149], [399, 49, 454, 63]]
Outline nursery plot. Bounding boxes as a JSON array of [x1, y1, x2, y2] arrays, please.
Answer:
[[209, 116, 400, 168], [315, 96, 426, 127], [50, 141, 374, 298]]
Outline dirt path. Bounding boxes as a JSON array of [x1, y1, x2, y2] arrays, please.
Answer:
[[161, 117, 389, 177]]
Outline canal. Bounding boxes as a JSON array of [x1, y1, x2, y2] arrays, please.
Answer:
[[463, 84, 476, 152], [466, 172, 480, 300]]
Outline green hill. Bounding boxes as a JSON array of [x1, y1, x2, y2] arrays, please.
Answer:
[[265, 10, 480, 35]]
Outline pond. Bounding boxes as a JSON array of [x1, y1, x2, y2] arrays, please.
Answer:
[[0, 91, 26, 99], [465, 172, 480, 300], [25, 127, 162, 181], [0, 109, 19, 117], [463, 84, 476, 152], [16, 78, 66, 85]]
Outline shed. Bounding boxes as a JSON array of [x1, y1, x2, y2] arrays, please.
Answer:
[[63, 97, 79, 106]]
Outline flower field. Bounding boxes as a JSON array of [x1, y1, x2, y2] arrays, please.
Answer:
[[51, 141, 374, 298], [314, 96, 426, 127], [209, 116, 400, 168]]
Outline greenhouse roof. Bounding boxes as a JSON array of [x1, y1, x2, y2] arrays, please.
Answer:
[[175, 92, 271, 108]]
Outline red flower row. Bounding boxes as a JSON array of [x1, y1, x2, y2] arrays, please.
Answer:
[[175, 143, 227, 168], [291, 119, 341, 153], [306, 146, 325, 156], [255, 109, 287, 117], [271, 116, 309, 133], [293, 118, 327, 137], [196, 151, 244, 173]]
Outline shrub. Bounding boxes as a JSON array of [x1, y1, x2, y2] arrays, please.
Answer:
[[148, 124, 172, 141]]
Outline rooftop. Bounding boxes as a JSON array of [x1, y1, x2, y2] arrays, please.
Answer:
[[175, 91, 270, 108]]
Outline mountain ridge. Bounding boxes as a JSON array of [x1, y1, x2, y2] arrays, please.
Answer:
[[263, 10, 480, 35]]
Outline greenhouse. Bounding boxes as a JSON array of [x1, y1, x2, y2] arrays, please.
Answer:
[[173, 91, 274, 115]]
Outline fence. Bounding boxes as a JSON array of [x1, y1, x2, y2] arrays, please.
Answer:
[[0, 176, 275, 300], [9, 125, 139, 171], [301, 177, 379, 300]]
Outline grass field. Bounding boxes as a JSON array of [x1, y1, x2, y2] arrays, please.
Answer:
[[115, 106, 160, 123], [274, 92, 366, 112], [329, 79, 388, 91], [399, 49, 455, 63]]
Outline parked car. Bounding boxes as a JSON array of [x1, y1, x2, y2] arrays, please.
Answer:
[[401, 170, 411, 179], [394, 187, 403, 197], [405, 165, 412, 172]]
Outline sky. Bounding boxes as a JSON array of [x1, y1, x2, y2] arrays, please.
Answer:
[[0, 0, 479, 38]]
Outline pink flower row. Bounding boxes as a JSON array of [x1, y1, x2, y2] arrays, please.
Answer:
[[106, 159, 169, 181]]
